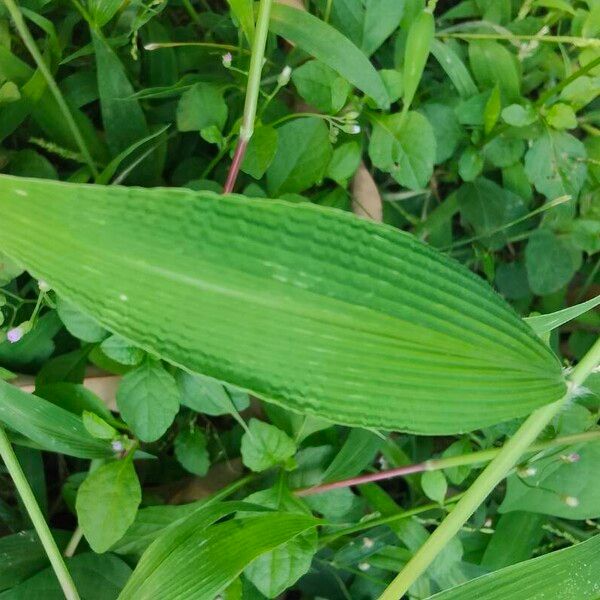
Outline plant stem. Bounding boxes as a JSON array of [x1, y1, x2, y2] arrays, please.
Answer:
[[296, 429, 600, 497], [319, 493, 465, 547], [0, 424, 80, 600], [437, 31, 600, 47], [223, 0, 273, 193], [379, 336, 600, 600], [2, 0, 98, 179]]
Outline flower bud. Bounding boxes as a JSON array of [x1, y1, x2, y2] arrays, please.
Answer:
[[222, 52, 233, 68], [38, 279, 51, 293], [358, 562, 370, 571], [561, 452, 580, 463], [111, 440, 125, 453], [563, 495, 579, 508], [6, 320, 32, 344], [277, 65, 292, 87], [517, 465, 537, 478]]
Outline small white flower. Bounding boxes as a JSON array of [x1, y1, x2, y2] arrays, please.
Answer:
[[222, 52, 233, 68], [362, 537, 374, 549], [358, 562, 370, 571], [517, 465, 537, 478]]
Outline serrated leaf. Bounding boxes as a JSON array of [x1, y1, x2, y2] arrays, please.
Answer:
[[0, 175, 566, 434], [241, 419, 297, 472], [0, 379, 111, 458], [76, 458, 141, 553], [116, 360, 180, 442], [269, 4, 389, 108], [428, 531, 600, 599]]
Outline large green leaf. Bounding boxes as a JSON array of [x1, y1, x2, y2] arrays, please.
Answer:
[[269, 4, 389, 108], [428, 533, 600, 599], [0, 175, 565, 434], [0, 379, 112, 459]]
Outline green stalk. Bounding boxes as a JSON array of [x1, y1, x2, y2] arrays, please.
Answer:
[[223, 0, 273, 193], [296, 429, 600, 497], [380, 336, 600, 600], [0, 425, 80, 600], [2, 0, 99, 179]]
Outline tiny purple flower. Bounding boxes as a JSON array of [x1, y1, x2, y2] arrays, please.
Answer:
[[562, 452, 580, 463], [222, 52, 233, 68]]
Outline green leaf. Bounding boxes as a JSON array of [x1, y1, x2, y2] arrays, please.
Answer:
[[76, 458, 142, 553], [176, 371, 249, 416], [241, 125, 278, 180], [328, 0, 405, 57], [176, 82, 227, 133], [116, 360, 180, 442], [0, 379, 111, 458], [546, 102, 577, 129], [82, 410, 118, 440], [500, 441, 600, 519], [428, 534, 600, 599], [457, 177, 527, 248], [291, 60, 350, 113], [525, 229, 579, 296], [101, 334, 144, 366], [326, 141, 361, 187], [501, 103, 537, 127], [0, 175, 566, 434], [227, 0, 254, 44], [267, 117, 332, 195], [243, 488, 317, 598], [118, 502, 318, 600], [468, 40, 521, 101], [421, 103, 463, 164], [241, 419, 297, 472], [1, 553, 131, 600], [56, 296, 108, 342], [174, 425, 210, 476], [88, 0, 123, 27], [458, 147, 483, 182], [92, 31, 149, 159], [0, 529, 69, 591], [0, 251, 23, 285], [481, 512, 545, 570], [421, 470, 447, 504], [524, 128, 587, 200], [525, 295, 600, 335], [369, 111, 436, 190], [430, 40, 478, 99], [269, 4, 389, 108], [323, 428, 383, 482]]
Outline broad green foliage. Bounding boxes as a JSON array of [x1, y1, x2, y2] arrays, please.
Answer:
[[0, 175, 566, 434], [1, 0, 600, 598]]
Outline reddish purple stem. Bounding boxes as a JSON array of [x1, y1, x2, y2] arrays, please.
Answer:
[[223, 137, 248, 194], [294, 462, 428, 497]]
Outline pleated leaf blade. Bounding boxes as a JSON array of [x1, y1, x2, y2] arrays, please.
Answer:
[[0, 175, 566, 434]]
